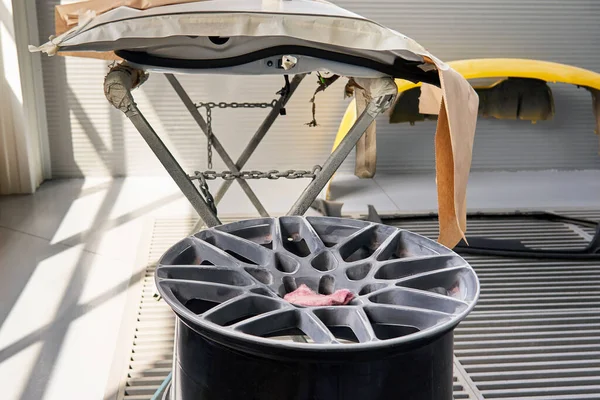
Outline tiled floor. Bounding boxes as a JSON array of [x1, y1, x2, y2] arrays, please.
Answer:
[[0, 170, 599, 399], [0, 178, 188, 400]]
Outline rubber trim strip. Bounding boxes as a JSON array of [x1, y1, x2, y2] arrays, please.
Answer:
[[114, 46, 441, 85]]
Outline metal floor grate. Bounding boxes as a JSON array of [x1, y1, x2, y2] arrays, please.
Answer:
[[120, 218, 236, 400], [118, 210, 600, 400], [390, 210, 600, 400]]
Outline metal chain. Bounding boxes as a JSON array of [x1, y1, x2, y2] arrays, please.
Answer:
[[197, 100, 279, 110], [205, 106, 213, 169], [198, 174, 217, 215], [191, 165, 322, 182], [193, 77, 298, 214], [191, 166, 321, 218], [196, 100, 279, 169]]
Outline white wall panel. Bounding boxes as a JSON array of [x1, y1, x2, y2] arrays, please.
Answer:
[[36, 0, 600, 177]]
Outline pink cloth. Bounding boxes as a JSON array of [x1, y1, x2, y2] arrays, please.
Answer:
[[284, 284, 354, 307]]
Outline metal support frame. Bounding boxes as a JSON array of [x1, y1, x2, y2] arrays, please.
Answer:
[[104, 65, 221, 227], [165, 73, 271, 217], [287, 94, 394, 216], [105, 64, 393, 228]]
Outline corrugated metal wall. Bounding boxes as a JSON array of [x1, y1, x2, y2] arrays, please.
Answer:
[[36, 0, 600, 177]]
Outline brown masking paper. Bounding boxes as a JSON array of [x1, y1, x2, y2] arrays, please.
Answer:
[[55, 0, 203, 35], [421, 63, 478, 248], [55, 0, 204, 60]]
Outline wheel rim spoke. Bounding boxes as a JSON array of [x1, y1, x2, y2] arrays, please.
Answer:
[[155, 217, 479, 349]]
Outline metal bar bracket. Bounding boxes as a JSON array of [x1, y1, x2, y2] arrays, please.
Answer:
[[287, 94, 394, 216], [104, 64, 221, 228]]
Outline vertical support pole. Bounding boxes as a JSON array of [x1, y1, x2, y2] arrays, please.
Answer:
[[591, 89, 600, 154]]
